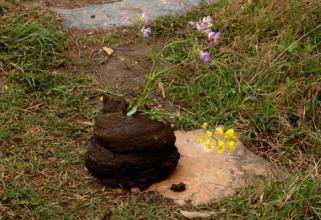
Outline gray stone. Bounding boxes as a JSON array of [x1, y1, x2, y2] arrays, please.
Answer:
[[148, 129, 280, 206], [52, 0, 217, 30]]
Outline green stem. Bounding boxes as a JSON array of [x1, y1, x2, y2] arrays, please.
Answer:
[[130, 39, 193, 114]]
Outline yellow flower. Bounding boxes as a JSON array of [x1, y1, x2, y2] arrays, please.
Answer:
[[207, 145, 214, 150], [216, 140, 225, 148], [216, 127, 224, 136], [225, 129, 237, 141], [202, 122, 208, 129], [198, 135, 205, 143], [217, 147, 224, 154], [207, 130, 213, 138], [225, 129, 235, 137], [206, 139, 212, 147], [228, 141, 236, 152], [216, 140, 225, 154], [99, 96, 104, 102]]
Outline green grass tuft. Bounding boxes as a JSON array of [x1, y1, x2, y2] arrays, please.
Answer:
[[0, 8, 65, 90], [215, 172, 321, 219]]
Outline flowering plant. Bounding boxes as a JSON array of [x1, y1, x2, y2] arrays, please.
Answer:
[[189, 15, 222, 62], [122, 12, 153, 38], [199, 122, 238, 154], [124, 15, 224, 116], [103, 13, 237, 155]]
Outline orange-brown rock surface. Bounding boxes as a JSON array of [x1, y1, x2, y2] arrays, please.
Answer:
[[149, 129, 279, 206]]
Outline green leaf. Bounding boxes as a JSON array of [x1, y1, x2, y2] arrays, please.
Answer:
[[126, 105, 138, 117], [287, 42, 299, 53], [144, 108, 163, 121], [137, 96, 146, 106], [304, 44, 317, 53]]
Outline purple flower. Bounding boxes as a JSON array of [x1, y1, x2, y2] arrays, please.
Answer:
[[213, 31, 222, 46], [203, 16, 213, 24], [141, 26, 152, 38], [121, 13, 129, 22], [189, 21, 196, 26], [203, 16, 213, 28], [200, 51, 210, 63], [196, 22, 206, 31], [142, 12, 151, 25], [208, 31, 216, 41]]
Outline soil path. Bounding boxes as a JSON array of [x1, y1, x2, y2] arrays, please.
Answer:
[[63, 30, 153, 95]]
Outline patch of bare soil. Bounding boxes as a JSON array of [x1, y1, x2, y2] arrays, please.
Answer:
[[60, 30, 151, 96], [41, 0, 121, 9], [94, 43, 150, 93], [59, 29, 177, 111], [69, 44, 149, 94]]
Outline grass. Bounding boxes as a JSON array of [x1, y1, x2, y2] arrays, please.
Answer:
[[153, 0, 321, 165], [0, 0, 320, 219], [149, 0, 321, 218], [0, 4, 109, 219]]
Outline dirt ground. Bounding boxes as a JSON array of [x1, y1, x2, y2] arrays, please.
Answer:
[[62, 30, 151, 95], [41, 0, 121, 8], [60, 29, 177, 112], [91, 43, 150, 94]]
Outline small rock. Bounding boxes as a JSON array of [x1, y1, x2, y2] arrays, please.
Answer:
[[170, 182, 186, 192]]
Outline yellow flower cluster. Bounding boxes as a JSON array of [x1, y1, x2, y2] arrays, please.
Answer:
[[199, 122, 238, 154]]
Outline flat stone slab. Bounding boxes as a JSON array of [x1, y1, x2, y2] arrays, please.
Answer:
[[52, 0, 216, 30], [148, 129, 278, 206]]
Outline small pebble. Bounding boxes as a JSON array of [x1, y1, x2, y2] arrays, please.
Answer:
[[170, 182, 186, 192]]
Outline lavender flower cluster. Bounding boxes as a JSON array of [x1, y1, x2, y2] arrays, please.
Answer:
[[189, 16, 222, 63], [140, 12, 152, 38], [122, 12, 152, 38]]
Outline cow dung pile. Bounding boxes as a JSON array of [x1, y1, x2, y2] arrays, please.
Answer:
[[85, 96, 180, 189]]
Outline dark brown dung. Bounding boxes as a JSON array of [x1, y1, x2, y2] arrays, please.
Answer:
[[85, 96, 180, 189]]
